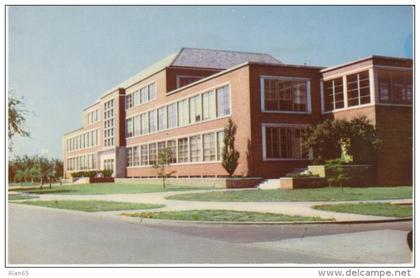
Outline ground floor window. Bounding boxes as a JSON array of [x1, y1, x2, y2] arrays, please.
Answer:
[[263, 125, 308, 159]]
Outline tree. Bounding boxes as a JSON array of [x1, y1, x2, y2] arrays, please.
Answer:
[[152, 147, 176, 189], [325, 159, 351, 193], [302, 116, 380, 164], [8, 94, 30, 151], [222, 118, 240, 176]]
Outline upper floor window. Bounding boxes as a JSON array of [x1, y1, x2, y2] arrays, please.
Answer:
[[177, 75, 203, 88], [347, 71, 370, 107], [189, 95, 202, 124], [323, 77, 344, 112], [125, 82, 157, 110], [216, 85, 230, 116], [87, 109, 99, 125], [202, 91, 216, 121], [377, 70, 412, 105], [261, 76, 310, 113]]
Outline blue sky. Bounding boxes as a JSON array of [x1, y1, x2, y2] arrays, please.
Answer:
[[8, 6, 413, 159]]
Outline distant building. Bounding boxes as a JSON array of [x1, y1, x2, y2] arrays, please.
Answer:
[[63, 48, 413, 185]]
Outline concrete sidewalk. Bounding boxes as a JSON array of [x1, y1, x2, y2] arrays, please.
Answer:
[[14, 189, 412, 222], [247, 229, 412, 264]]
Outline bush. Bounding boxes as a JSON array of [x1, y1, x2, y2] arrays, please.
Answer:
[[101, 169, 113, 177]]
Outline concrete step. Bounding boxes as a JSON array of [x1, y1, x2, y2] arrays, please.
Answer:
[[257, 179, 280, 190]]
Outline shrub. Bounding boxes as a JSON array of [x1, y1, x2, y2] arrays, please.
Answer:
[[101, 169, 113, 177]]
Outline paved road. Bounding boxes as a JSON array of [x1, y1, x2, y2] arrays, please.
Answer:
[[8, 204, 412, 265]]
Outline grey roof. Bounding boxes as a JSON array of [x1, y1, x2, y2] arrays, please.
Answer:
[[100, 47, 282, 99], [171, 47, 282, 69]]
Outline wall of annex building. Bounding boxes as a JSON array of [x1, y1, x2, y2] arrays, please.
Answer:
[[247, 64, 323, 178], [124, 65, 252, 178]]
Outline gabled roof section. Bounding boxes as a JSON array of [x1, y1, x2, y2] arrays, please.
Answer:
[[170, 47, 282, 69]]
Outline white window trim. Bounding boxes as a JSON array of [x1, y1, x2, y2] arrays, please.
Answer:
[[261, 123, 310, 161], [125, 80, 157, 111], [260, 75, 312, 114]]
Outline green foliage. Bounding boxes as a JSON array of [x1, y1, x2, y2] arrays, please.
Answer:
[[9, 155, 63, 183], [153, 147, 176, 189], [222, 118, 240, 176], [8, 94, 30, 151], [70, 169, 113, 178], [325, 159, 351, 192], [302, 116, 380, 164]]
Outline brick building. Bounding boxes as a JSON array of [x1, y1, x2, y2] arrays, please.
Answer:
[[63, 48, 413, 185]]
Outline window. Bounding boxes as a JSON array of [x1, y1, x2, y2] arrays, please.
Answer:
[[377, 70, 412, 105], [126, 118, 134, 137], [149, 83, 156, 100], [167, 103, 177, 129], [189, 135, 201, 162], [140, 145, 148, 166], [323, 77, 344, 111], [157, 107, 166, 131], [167, 140, 177, 163], [141, 113, 148, 134], [133, 146, 139, 166], [203, 133, 216, 161], [189, 95, 201, 123], [133, 90, 141, 106], [264, 126, 307, 159], [140, 87, 148, 103], [178, 99, 188, 127], [262, 77, 309, 112], [104, 99, 114, 147], [178, 138, 188, 163], [127, 147, 133, 167], [149, 110, 156, 133], [126, 94, 133, 109], [216, 85, 230, 116], [202, 91, 215, 121], [217, 131, 224, 160], [158, 141, 166, 155], [148, 143, 157, 165], [347, 71, 370, 107], [134, 115, 141, 136], [177, 76, 203, 88]]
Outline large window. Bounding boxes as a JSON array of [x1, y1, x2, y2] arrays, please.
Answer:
[[262, 77, 309, 112], [178, 99, 188, 127], [157, 107, 166, 131], [202, 91, 215, 121], [216, 85, 230, 116], [178, 137, 189, 163], [148, 143, 157, 165], [167, 140, 177, 163], [264, 126, 307, 159], [140, 145, 148, 166], [189, 95, 201, 124], [126, 118, 133, 138], [141, 113, 148, 134], [104, 99, 114, 147], [346, 71, 370, 107], [323, 77, 344, 111], [217, 131, 225, 161], [189, 135, 201, 162], [378, 70, 412, 105], [167, 103, 177, 129], [203, 133, 216, 161], [125, 82, 157, 110], [149, 110, 156, 133]]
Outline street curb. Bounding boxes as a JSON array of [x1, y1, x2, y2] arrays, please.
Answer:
[[120, 215, 413, 226]]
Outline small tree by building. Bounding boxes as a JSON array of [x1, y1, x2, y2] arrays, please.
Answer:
[[153, 147, 176, 189], [325, 159, 351, 193], [222, 118, 240, 177]]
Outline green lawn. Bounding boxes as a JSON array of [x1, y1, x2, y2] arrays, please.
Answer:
[[166, 187, 412, 202], [313, 203, 412, 218], [9, 182, 212, 195], [122, 209, 330, 222], [18, 200, 164, 212], [8, 194, 38, 201]]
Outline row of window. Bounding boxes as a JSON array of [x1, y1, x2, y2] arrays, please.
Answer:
[[264, 126, 308, 159], [104, 99, 115, 147], [377, 70, 413, 104], [66, 154, 97, 171], [126, 131, 225, 167], [262, 77, 310, 113], [125, 82, 157, 110], [66, 129, 100, 153], [125, 85, 230, 138], [86, 109, 100, 125]]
